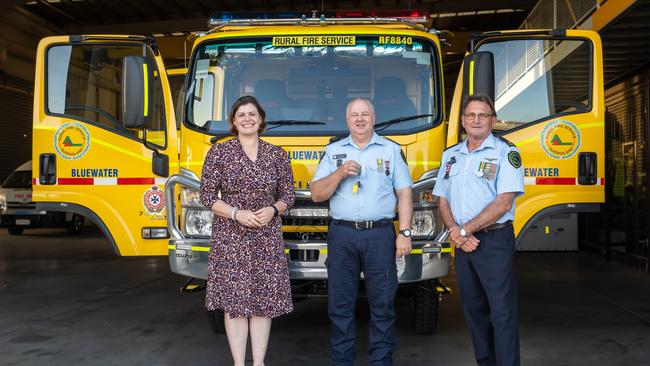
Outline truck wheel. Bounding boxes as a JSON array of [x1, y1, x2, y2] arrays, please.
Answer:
[[8, 227, 24, 235], [67, 214, 84, 234], [412, 280, 439, 335], [207, 309, 226, 334]]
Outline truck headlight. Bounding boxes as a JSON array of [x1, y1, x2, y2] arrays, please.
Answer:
[[184, 209, 213, 237], [411, 169, 443, 239], [412, 209, 436, 237], [181, 187, 212, 237], [0, 200, 6, 212]]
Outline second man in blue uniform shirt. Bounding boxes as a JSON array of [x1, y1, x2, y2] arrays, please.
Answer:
[[312, 98, 413, 366], [433, 94, 524, 366]]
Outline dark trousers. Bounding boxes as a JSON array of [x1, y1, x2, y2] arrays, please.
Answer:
[[455, 225, 520, 366], [327, 222, 398, 366]]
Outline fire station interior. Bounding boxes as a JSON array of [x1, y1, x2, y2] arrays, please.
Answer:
[[1, 0, 649, 365]]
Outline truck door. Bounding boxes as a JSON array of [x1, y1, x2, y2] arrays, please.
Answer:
[[449, 30, 604, 250], [32, 36, 179, 256]]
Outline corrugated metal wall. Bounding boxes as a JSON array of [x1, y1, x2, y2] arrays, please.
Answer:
[[0, 75, 33, 183], [604, 69, 649, 260]]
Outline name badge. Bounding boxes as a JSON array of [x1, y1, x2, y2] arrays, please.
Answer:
[[334, 153, 347, 167]]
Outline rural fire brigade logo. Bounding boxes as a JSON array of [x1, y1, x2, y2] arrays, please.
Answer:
[[143, 186, 165, 214], [54, 122, 90, 160], [541, 120, 581, 159]]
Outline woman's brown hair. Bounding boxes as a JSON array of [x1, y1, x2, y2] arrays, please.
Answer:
[[229, 95, 267, 135]]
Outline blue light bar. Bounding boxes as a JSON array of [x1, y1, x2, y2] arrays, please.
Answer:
[[209, 11, 307, 23]]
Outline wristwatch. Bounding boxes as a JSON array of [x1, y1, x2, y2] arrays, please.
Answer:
[[399, 229, 412, 237], [459, 226, 468, 237]]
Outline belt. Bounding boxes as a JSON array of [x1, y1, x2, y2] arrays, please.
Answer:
[[476, 220, 513, 233], [332, 219, 393, 230]]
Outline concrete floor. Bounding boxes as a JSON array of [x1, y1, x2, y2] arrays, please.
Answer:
[[0, 227, 649, 366]]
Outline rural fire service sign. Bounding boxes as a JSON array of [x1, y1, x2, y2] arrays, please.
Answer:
[[541, 120, 581, 160], [54, 122, 90, 160]]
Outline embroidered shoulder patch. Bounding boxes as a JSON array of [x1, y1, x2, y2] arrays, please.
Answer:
[[508, 150, 522, 168]]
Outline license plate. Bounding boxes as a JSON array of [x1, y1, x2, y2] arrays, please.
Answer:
[[16, 219, 30, 226]]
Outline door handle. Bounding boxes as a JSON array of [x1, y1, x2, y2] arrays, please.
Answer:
[[578, 152, 597, 185], [39, 153, 56, 185]]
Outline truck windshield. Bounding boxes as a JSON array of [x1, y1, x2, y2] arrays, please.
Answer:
[[3, 170, 32, 189], [185, 35, 441, 136]]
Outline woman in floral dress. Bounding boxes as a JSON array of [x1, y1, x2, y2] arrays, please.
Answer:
[[200, 95, 294, 366]]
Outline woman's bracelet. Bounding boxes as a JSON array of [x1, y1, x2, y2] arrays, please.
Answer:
[[271, 205, 279, 217], [231, 207, 239, 221]]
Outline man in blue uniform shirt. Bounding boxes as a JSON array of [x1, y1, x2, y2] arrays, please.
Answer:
[[311, 98, 413, 366], [433, 94, 524, 366]]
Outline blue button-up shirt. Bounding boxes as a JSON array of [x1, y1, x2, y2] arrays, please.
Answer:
[[432, 133, 524, 225], [313, 132, 413, 221]]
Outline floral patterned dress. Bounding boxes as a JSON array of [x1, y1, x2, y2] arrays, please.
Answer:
[[200, 138, 295, 318]]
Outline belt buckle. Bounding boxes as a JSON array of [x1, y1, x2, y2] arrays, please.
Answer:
[[354, 221, 372, 229]]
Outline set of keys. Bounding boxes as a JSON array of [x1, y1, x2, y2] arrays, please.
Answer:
[[335, 156, 391, 195]]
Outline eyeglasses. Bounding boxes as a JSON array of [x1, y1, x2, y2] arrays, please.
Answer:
[[462, 113, 494, 121]]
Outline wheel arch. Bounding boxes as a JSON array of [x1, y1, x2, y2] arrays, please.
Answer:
[[36, 202, 121, 255]]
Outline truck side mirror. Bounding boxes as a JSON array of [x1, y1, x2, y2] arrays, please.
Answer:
[[462, 51, 495, 102], [122, 55, 153, 129]]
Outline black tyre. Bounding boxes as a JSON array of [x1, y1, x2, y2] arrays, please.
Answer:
[[412, 280, 440, 335], [207, 309, 226, 334], [8, 226, 23, 235], [67, 214, 84, 234]]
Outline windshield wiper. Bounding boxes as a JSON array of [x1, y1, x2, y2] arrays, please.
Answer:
[[375, 114, 434, 132], [208, 120, 328, 143], [266, 120, 326, 131]]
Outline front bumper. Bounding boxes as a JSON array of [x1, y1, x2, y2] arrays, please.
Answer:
[[165, 173, 451, 285], [168, 238, 451, 283]]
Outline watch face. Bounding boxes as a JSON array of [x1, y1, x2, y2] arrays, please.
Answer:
[[401, 229, 412, 237]]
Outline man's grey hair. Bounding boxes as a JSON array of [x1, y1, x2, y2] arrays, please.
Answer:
[[461, 94, 497, 117], [346, 98, 375, 116]]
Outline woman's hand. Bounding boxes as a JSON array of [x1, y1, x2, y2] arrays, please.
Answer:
[[253, 206, 276, 226], [235, 209, 262, 228]]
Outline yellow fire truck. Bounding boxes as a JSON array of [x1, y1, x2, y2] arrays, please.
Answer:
[[32, 11, 604, 334]]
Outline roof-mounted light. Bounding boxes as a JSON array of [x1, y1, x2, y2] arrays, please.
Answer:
[[209, 11, 307, 26], [335, 9, 430, 24], [206, 10, 431, 31]]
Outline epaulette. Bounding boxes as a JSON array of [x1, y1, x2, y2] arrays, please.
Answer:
[[379, 136, 408, 162], [443, 141, 461, 152], [499, 136, 517, 147], [382, 136, 399, 146], [327, 135, 344, 145], [319, 136, 344, 163]]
